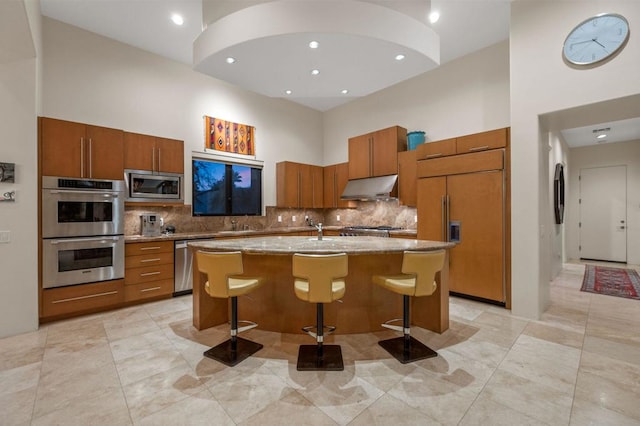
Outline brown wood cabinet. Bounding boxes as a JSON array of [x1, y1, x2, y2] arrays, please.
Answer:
[[39, 117, 124, 180], [348, 126, 407, 179], [124, 241, 174, 302], [417, 128, 510, 306], [323, 162, 355, 209], [124, 132, 184, 174], [397, 150, 417, 207], [276, 161, 324, 208], [41, 279, 124, 320], [416, 128, 508, 160]]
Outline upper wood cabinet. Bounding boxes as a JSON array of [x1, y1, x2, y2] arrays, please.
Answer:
[[348, 126, 407, 179], [276, 161, 324, 208], [397, 150, 417, 207], [416, 128, 508, 160], [40, 117, 124, 180], [124, 132, 184, 174], [323, 162, 355, 209]]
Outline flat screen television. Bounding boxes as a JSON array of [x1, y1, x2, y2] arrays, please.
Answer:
[[192, 158, 262, 216]]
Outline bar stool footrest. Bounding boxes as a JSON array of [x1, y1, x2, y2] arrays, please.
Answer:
[[204, 337, 263, 367], [378, 336, 437, 364], [297, 345, 344, 371]]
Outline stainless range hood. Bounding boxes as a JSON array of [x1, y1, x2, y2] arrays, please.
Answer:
[[340, 175, 398, 201]]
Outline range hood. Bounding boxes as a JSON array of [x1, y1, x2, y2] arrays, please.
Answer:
[[341, 175, 398, 201]]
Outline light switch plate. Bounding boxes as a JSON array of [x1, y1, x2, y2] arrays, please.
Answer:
[[277, 215, 282, 222], [292, 216, 296, 222], [0, 231, 10, 243]]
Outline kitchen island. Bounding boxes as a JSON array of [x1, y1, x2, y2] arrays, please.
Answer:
[[189, 236, 454, 334]]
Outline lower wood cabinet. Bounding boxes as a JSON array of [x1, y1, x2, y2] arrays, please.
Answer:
[[125, 241, 174, 302], [41, 279, 124, 320]]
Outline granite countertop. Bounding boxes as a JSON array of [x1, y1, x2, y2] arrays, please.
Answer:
[[188, 235, 453, 255], [124, 226, 417, 243]]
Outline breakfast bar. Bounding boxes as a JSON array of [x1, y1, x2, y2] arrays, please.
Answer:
[[189, 236, 455, 334]]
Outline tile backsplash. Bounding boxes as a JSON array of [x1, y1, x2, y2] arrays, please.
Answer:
[[124, 201, 416, 236]]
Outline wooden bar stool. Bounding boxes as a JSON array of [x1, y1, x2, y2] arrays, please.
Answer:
[[373, 250, 445, 364], [292, 253, 348, 371], [197, 251, 263, 367]]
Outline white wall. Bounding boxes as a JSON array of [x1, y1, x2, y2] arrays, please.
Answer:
[[41, 18, 324, 207], [0, 0, 40, 338], [548, 131, 570, 281], [510, 1, 640, 319], [566, 140, 640, 265], [323, 41, 510, 164]]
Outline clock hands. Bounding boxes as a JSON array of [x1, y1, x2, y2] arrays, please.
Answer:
[[593, 39, 606, 49]]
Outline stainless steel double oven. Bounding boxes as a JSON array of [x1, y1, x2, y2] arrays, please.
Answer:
[[42, 176, 125, 289]]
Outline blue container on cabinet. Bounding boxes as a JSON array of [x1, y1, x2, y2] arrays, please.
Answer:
[[407, 131, 425, 150]]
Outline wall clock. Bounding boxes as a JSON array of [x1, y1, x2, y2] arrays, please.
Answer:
[[563, 13, 630, 66]]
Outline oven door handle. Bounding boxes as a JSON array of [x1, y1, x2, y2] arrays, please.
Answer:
[[48, 190, 120, 197], [49, 236, 121, 245]]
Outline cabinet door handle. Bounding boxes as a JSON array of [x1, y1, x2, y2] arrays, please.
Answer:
[[141, 286, 161, 293], [152, 148, 156, 172], [140, 258, 161, 263], [468, 145, 489, 152], [441, 196, 447, 241], [140, 246, 162, 251], [157, 148, 161, 171], [333, 174, 338, 207], [52, 290, 118, 304], [80, 137, 85, 177], [88, 138, 93, 177], [426, 153, 443, 158], [140, 271, 161, 277]]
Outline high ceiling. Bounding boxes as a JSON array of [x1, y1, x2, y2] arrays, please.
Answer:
[[37, 0, 640, 148], [39, 0, 511, 111]]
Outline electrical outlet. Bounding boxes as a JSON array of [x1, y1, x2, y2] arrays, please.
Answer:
[[305, 215, 309, 221], [292, 216, 296, 222], [414, 215, 418, 223], [277, 215, 282, 223], [336, 215, 341, 222], [0, 231, 10, 243]]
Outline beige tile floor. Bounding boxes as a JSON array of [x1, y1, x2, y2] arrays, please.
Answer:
[[2, 262, 640, 425]]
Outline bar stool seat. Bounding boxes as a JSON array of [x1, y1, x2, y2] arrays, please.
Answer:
[[292, 252, 348, 371], [197, 251, 263, 367], [373, 250, 445, 364]]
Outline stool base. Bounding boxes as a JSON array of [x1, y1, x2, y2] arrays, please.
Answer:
[[297, 345, 344, 371], [379, 336, 437, 364], [204, 337, 263, 367]]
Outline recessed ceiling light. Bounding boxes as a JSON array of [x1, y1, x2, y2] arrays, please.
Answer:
[[341, 89, 349, 94], [309, 41, 319, 49], [226, 57, 236, 64], [597, 134, 607, 139], [285, 89, 292, 95], [171, 13, 184, 26], [429, 11, 440, 24], [311, 69, 320, 75], [395, 54, 405, 61]]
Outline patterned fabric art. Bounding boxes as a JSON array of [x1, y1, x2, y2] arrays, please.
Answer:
[[204, 116, 255, 155], [581, 264, 640, 300]]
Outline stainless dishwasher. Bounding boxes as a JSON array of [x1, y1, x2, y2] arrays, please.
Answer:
[[174, 239, 206, 296]]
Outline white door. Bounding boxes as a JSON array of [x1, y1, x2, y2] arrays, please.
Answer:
[[579, 165, 627, 262]]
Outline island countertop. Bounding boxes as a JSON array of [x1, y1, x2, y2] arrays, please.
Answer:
[[190, 236, 453, 334], [188, 235, 453, 255]]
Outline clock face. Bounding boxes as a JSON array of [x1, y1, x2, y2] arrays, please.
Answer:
[[563, 13, 630, 66]]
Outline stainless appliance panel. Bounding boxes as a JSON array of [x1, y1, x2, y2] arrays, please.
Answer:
[[42, 177, 124, 238], [42, 236, 125, 288], [174, 239, 208, 295], [125, 170, 183, 202]]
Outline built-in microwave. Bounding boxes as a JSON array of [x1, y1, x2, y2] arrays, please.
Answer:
[[124, 169, 183, 202]]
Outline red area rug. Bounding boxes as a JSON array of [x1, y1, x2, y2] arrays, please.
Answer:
[[581, 265, 640, 300]]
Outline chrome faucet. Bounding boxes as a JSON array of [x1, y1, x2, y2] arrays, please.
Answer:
[[315, 223, 323, 241]]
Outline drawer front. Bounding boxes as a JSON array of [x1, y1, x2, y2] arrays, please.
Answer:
[[456, 128, 508, 153], [42, 279, 124, 318], [125, 263, 174, 285], [125, 241, 173, 256], [125, 251, 174, 269], [124, 278, 173, 302], [416, 138, 457, 160], [417, 149, 504, 178]]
